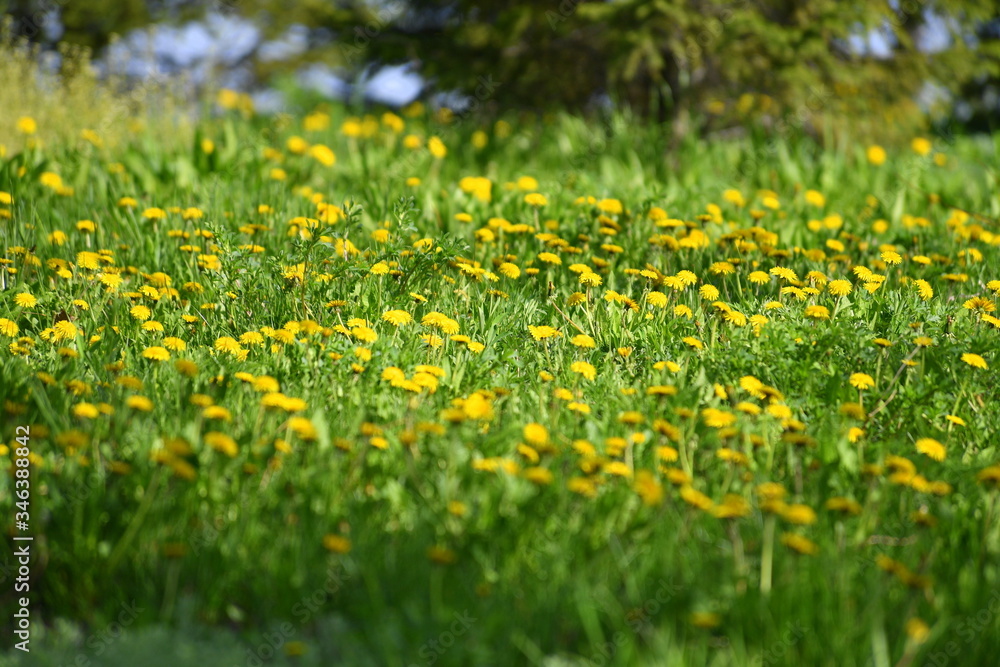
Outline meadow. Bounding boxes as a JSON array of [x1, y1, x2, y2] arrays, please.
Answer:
[[2, 69, 1000, 666]]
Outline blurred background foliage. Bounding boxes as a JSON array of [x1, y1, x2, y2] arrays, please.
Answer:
[[1, 0, 999, 142]]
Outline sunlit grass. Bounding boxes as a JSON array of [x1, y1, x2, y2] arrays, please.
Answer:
[[1, 52, 1000, 667]]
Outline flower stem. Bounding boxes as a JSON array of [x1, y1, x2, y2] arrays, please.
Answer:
[[761, 514, 775, 594]]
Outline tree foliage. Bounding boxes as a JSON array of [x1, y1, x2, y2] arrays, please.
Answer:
[[244, 0, 1000, 138], [3, 0, 999, 139]]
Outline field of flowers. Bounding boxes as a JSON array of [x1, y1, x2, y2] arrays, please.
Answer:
[[2, 84, 1000, 666]]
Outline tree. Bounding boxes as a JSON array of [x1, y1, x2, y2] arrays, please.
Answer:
[[4, 0, 999, 139], [241, 0, 1000, 139]]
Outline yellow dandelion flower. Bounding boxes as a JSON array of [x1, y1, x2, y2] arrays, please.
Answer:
[[570, 361, 597, 381], [682, 336, 704, 350], [523, 467, 554, 485], [524, 423, 549, 447], [73, 403, 100, 419], [528, 325, 561, 341], [866, 145, 887, 165], [427, 136, 447, 158], [915, 437, 946, 462], [382, 309, 413, 326], [323, 535, 352, 554], [780, 533, 819, 555], [14, 293, 38, 308], [961, 353, 988, 370], [204, 432, 238, 457], [126, 396, 154, 412], [804, 305, 830, 320], [781, 504, 817, 525], [828, 279, 852, 297], [680, 485, 714, 510], [881, 250, 902, 265], [849, 373, 875, 390], [142, 346, 170, 361]]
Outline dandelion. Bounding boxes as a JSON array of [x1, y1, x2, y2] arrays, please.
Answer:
[[911, 137, 932, 156], [963, 297, 995, 313], [682, 336, 704, 350], [126, 396, 154, 412], [780, 533, 819, 555], [428, 137, 447, 159], [204, 432, 238, 457], [633, 471, 663, 506], [978, 466, 1000, 487], [828, 279, 852, 297], [961, 353, 988, 369], [804, 189, 826, 207], [702, 408, 737, 428], [462, 393, 494, 420], [528, 325, 561, 341], [826, 497, 862, 515], [523, 467, 554, 485], [73, 403, 100, 419], [499, 263, 520, 279], [849, 373, 875, 390], [770, 267, 798, 282], [323, 535, 352, 554], [308, 144, 336, 166], [524, 423, 549, 447], [142, 346, 170, 361], [597, 459, 628, 478], [914, 280, 934, 301], [289, 417, 318, 440], [866, 145, 887, 165], [203, 406, 232, 421], [382, 310, 413, 326], [596, 199, 623, 215], [570, 361, 596, 381], [421, 312, 459, 335], [646, 291, 668, 308], [915, 437, 946, 462], [52, 321, 81, 341], [162, 337, 186, 351], [14, 293, 38, 308], [680, 485, 713, 510], [214, 337, 243, 355], [804, 305, 830, 320], [175, 359, 198, 377], [781, 504, 817, 525]]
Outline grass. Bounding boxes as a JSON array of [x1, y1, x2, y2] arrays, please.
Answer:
[[1, 71, 1000, 666]]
